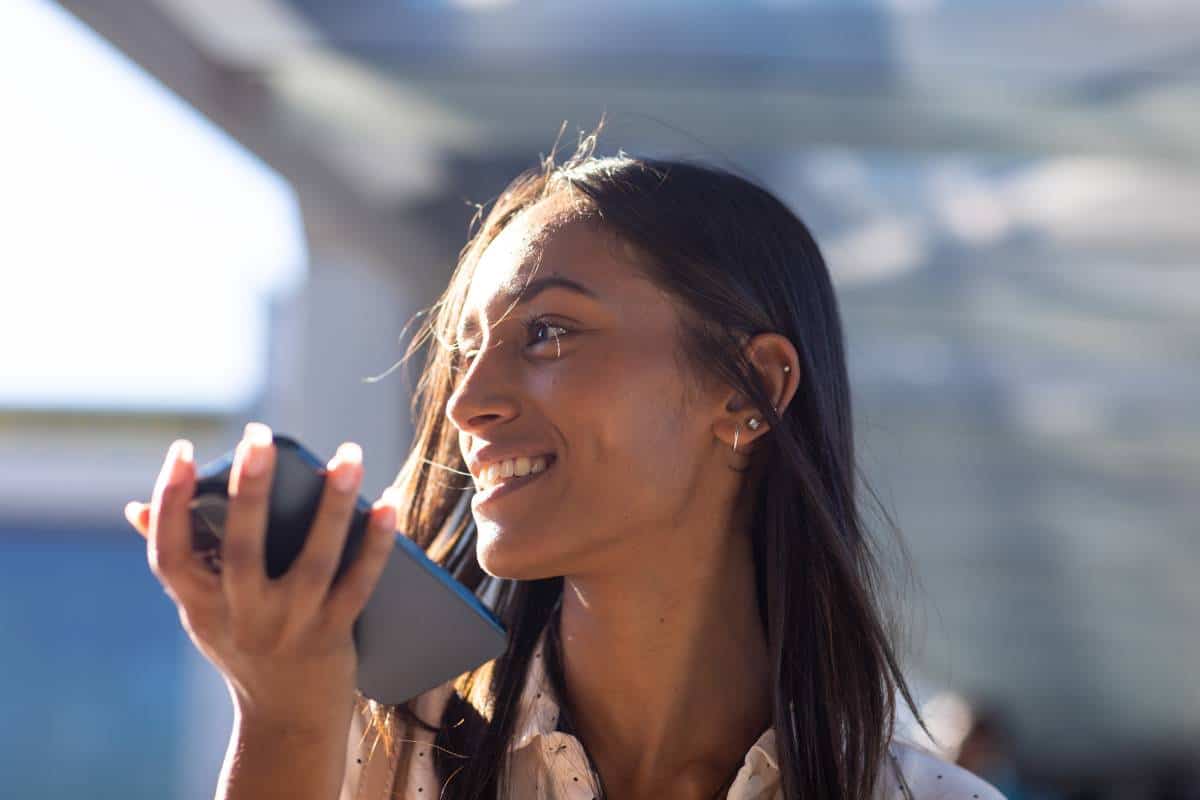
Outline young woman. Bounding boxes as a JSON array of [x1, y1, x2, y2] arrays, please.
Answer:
[[127, 130, 1006, 800]]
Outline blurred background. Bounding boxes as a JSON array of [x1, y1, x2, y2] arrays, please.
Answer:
[[2, 0, 1197, 797]]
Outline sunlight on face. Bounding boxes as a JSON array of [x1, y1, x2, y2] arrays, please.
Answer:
[[445, 193, 712, 581]]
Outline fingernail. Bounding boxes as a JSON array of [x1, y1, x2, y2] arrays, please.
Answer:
[[242, 422, 273, 477], [373, 502, 396, 533], [337, 442, 363, 464], [123, 501, 142, 525], [159, 440, 194, 487], [328, 443, 361, 491], [243, 421, 273, 446]]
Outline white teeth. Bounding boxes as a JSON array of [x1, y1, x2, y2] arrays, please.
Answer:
[[479, 455, 552, 488]]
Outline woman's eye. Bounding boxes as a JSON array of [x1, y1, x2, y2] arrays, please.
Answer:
[[451, 345, 479, 371], [452, 319, 569, 370], [527, 318, 569, 348]]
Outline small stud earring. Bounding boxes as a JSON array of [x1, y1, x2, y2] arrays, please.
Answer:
[[783, 365, 791, 373], [747, 418, 761, 430]]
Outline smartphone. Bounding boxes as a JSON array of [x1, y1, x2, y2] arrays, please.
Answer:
[[187, 433, 507, 704]]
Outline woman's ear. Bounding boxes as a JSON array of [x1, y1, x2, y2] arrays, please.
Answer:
[[714, 333, 800, 453]]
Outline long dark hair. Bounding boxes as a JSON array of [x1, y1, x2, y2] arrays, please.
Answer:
[[358, 123, 929, 799]]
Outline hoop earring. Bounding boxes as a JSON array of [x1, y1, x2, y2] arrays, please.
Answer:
[[734, 419, 763, 454]]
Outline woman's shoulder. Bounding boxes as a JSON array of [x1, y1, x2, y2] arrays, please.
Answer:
[[882, 737, 1008, 800]]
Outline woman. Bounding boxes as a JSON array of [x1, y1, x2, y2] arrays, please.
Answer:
[[126, 129, 1006, 799]]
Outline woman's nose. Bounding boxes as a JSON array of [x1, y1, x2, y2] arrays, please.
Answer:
[[445, 348, 520, 433]]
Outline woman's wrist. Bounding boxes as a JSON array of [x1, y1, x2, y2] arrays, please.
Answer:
[[216, 707, 351, 800], [226, 676, 356, 740], [231, 693, 353, 746]]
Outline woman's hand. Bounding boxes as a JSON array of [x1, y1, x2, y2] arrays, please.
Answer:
[[123, 422, 397, 735]]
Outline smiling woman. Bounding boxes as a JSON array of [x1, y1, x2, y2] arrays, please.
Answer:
[[345, 123, 1006, 800]]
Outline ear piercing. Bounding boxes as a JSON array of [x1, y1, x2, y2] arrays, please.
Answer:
[[735, 408, 774, 453], [747, 401, 781, 433], [748, 365, 789, 428], [732, 363, 789, 453]]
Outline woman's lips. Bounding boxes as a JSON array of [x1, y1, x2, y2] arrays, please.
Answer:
[[472, 455, 557, 507]]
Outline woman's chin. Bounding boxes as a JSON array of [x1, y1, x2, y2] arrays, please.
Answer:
[[475, 525, 559, 581]]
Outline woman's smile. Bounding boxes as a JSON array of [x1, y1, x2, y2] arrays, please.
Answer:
[[471, 454, 558, 508]]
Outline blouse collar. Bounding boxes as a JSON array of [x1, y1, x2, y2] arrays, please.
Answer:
[[507, 624, 782, 782]]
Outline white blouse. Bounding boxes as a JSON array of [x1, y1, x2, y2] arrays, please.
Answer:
[[341, 625, 1006, 800]]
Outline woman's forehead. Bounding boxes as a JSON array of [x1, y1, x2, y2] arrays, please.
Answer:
[[461, 200, 642, 328], [479, 195, 604, 274]]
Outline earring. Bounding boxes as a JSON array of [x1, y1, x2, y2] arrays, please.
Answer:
[[783, 365, 791, 373], [747, 417, 761, 431], [732, 422, 741, 454]]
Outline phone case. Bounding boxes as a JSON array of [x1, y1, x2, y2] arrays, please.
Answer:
[[188, 433, 508, 704]]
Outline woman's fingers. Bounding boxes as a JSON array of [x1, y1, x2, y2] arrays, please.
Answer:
[[133, 429, 372, 734], [320, 496, 397, 635], [221, 423, 275, 616], [147, 440, 218, 605], [139, 429, 395, 657], [283, 443, 363, 622]]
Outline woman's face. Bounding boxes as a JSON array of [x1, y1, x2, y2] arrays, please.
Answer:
[[446, 192, 728, 581]]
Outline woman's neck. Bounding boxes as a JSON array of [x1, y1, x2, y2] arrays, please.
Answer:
[[555, 522, 772, 799]]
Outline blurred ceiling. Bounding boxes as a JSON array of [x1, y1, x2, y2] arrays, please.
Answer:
[[138, 0, 1200, 208]]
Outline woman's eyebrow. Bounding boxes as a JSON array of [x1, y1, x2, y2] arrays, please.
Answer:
[[457, 275, 599, 340], [511, 275, 599, 305]]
